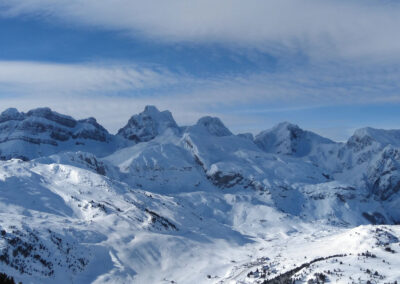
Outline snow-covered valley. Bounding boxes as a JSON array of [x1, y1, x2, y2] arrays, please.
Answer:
[[0, 106, 399, 283]]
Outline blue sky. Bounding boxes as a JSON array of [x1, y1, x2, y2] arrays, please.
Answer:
[[1, 0, 400, 141]]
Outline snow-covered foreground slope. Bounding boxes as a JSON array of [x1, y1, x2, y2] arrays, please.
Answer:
[[222, 225, 400, 284], [0, 106, 399, 283], [1, 157, 398, 284]]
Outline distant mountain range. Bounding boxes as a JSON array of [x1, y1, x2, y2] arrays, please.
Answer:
[[0, 106, 399, 283]]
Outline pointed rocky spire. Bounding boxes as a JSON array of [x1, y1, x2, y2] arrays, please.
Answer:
[[117, 105, 179, 142]]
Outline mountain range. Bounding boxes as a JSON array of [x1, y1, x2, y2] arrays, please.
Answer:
[[0, 106, 399, 283]]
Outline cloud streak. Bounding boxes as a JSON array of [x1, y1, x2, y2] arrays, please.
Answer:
[[1, 60, 400, 138], [1, 60, 400, 104], [1, 2, 399, 141], [2, 0, 400, 59], [0, 61, 183, 96]]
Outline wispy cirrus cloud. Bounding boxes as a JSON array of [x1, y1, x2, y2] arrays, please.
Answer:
[[2, 59, 400, 103], [2, 0, 400, 59], [1, 60, 400, 137], [0, 61, 183, 96], [1, 2, 400, 140]]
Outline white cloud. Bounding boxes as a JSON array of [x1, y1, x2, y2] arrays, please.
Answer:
[[1, 60, 400, 140], [1, 60, 400, 106], [0, 61, 182, 95], [1, 1, 399, 141], [2, 0, 400, 59]]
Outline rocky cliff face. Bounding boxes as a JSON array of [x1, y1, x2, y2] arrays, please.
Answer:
[[366, 146, 400, 201], [0, 107, 114, 160], [117, 105, 179, 142]]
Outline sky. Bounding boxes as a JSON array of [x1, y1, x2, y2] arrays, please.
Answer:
[[1, 0, 400, 141]]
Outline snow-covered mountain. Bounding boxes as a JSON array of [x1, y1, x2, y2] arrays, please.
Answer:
[[254, 122, 335, 157], [117, 105, 179, 142], [0, 106, 399, 283], [0, 107, 119, 160]]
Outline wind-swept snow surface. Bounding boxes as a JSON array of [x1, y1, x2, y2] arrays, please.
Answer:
[[0, 106, 399, 283]]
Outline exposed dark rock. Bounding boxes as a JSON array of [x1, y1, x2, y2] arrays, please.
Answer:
[[362, 212, 387, 225], [145, 209, 178, 231], [117, 105, 179, 142], [0, 107, 113, 160], [209, 171, 244, 188]]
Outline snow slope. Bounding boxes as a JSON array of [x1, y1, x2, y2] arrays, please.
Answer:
[[0, 106, 399, 283]]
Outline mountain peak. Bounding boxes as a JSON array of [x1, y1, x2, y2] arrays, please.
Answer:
[[195, 116, 232, 137], [255, 121, 334, 156], [26, 107, 77, 128], [0, 107, 113, 160], [0, 108, 24, 122], [273, 121, 300, 131], [117, 106, 179, 142], [143, 105, 160, 113], [1, 107, 19, 116], [348, 127, 400, 149]]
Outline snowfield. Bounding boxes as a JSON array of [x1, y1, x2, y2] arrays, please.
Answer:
[[0, 106, 399, 283]]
